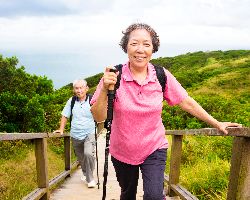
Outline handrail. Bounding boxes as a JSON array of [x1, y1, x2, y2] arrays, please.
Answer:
[[0, 132, 74, 200], [0, 127, 249, 199], [165, 127, 250, 137], [164, 127, 250, 200]]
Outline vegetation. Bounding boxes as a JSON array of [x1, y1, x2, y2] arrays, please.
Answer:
[[0, 50, 249, 199], [154, 50, 250, 199]]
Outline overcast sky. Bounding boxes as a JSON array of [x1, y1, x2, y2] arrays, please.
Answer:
[[0, 0, 250, 89]]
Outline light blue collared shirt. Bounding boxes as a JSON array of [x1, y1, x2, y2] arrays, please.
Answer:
[[62, 97, 95, 140]]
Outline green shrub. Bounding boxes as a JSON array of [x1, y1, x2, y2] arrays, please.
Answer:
[[181, 159, 230, 200]]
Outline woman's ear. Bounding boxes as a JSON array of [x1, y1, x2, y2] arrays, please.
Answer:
[[86, 86, 89, 91]]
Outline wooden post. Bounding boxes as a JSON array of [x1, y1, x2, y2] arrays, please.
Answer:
[[169, 135, 183, 196], [227, 137, 250, 200], [64, 136, 71, 172], [35, 138, 49, 200]]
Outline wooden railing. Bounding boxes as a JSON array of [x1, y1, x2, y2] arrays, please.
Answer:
[[0, 132, 77, 200], [0, 127, 249, 200], [164, 127, 250, 200]]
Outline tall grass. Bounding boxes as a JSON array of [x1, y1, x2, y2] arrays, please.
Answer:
[[165, 135, 232, 199]]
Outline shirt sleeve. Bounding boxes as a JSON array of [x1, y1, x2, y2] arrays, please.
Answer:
[[163, 69, 188, 106], [61, 98, 72, 118], [90, 78, 104, 105]]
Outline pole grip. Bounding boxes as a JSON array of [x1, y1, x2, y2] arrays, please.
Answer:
[[108, 84, 115, 91], [108, 68, 117, 91]]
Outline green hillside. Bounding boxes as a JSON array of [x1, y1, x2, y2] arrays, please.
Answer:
[[151, 50, 250, 98]]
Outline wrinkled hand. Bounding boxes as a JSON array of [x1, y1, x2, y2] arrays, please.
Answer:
[[102, 66, 119, 91], [216, 122, 242, 134], [53, 130, 63, 135]]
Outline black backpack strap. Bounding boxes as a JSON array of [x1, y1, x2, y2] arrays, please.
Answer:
[[70, 96, 77, 126], [88, 94, 93, 105], [114, 64, 123, 91], [85, 93, 93, 105], [154, 65, 167, 93]]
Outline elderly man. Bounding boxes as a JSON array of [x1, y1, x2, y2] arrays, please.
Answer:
[[54, 79, 96, 188]]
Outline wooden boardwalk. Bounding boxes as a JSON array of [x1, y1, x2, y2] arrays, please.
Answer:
[[50, 133, 179, 200], [50, 133, 144, 200]]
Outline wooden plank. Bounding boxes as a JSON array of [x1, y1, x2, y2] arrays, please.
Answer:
[[48, 132, 70, 138], [170, 184, 199, 200], [164, 174, 198, 200], [169, 135, 183, 196], [35, 138, 49, 200], [49, 171, 71, 188], [0, 133, 47, 141], [22, 188, 47, 200], [166, 127, 250, 137]]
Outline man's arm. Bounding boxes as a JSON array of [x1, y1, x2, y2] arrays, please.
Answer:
[[53, 116, 68, 134]]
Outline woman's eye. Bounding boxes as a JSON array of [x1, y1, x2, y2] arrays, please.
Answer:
[[130, 43, 138, 46]]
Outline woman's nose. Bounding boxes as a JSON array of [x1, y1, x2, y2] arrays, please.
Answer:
[[136, 44, 144, 52]]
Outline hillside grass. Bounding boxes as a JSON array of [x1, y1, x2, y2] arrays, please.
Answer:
[[165, 135, 232, 200], [190, 57, 250, 98]]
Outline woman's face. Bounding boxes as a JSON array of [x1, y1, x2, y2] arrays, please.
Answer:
[[127, 29, 153, 69]]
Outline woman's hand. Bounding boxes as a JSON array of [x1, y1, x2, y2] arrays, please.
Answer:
[[102, 66, 119, 91], [216, 122, 242, 134]]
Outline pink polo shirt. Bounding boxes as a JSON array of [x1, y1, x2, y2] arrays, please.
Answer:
[[91, 62, 188, 165]]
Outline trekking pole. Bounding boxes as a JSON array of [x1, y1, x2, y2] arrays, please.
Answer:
[[102, 68, 117, 200], [94, 121, 100, 189]]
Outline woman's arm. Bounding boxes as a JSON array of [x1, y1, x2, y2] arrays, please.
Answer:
[[179, 96, 241, 134]]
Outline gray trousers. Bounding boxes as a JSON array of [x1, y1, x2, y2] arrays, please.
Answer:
[[71, 134, 96, 183]]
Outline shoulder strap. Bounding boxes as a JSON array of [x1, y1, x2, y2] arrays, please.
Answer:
[[114, 64, 123, 91], [154, 65, 167, 93], [87, 93, 93, 105], [70, 96, 77, 125]]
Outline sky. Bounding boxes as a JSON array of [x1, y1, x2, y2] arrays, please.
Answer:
[[0, 0, 250, 89]]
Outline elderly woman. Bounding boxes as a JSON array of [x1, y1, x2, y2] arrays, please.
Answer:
[[90, 23, 241, 200]]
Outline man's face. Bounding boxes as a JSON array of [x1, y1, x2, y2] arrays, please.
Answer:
[[73, 82, 88, 99]]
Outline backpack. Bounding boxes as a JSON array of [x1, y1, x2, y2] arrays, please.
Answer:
[[69, 93, 93, 126], [114, 64, 167, 93]]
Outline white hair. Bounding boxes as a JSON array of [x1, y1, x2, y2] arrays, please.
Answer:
[[73, 79, 87, 87]]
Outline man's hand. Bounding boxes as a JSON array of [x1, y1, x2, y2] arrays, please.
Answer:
[[53, 129, 63, 135]]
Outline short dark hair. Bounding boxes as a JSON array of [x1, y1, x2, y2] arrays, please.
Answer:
[[119, 23, 160, 53]]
